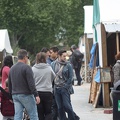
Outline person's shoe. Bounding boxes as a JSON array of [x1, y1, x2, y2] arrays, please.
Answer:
[[74, 84, 81, 86], [72, 81, 74, 85], [75, 115, 80, 120]]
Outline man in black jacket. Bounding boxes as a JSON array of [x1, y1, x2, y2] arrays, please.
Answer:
[[70, 45, 84, 86]]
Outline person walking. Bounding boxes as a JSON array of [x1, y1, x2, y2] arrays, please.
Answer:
[[70, 45, 84, 86], [32, 52, 55, 120], [51, 49, 76, 120], [8, 49, 40, 120]]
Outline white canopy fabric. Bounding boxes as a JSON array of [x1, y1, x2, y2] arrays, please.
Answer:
[[99, 0, 120, 22], [0, 29, 13, 53], [83, 6, 93, 34], [104, 23, 120, 33]]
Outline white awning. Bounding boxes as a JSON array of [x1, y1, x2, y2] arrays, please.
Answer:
[[103, 23, 120, 33], [0, 29, 13, 53], [83, 6, 93, 34], [99, 0, 120, 22], [87, 33, 93, 39]]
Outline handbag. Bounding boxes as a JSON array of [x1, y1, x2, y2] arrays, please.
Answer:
[[1, 91, 14, 116]]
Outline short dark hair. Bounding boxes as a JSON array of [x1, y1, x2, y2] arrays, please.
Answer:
[[40, 47, 49, 53], [58, 49, 66, 56], [36, 52, 46, 64], [70, 45, 77, 52], [17, 49, 28, 60], [71, 45, 77, 50], [50, 47, 59, 52]]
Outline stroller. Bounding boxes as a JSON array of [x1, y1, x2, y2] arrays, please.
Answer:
[[0, 86, 30, 120]]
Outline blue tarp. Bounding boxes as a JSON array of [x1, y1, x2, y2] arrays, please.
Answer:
[[89, 43, 99, 68], [94, 69, 100, 83]]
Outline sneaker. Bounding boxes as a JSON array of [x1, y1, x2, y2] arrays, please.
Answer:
[[75, 83, 81, 86], [75, 115, 80, 120]]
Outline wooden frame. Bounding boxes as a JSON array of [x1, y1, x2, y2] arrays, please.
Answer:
[[99, 67, 111, 83]]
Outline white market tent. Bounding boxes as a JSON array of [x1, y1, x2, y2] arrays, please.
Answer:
[[99, 0, 120, 23], [93, 0, 120, 66], [92, 0, 120, 107], [84, 6, 93, 34], [79, 6, 93, 82], [80, 5, 93, 53], [0, 29, 13, 54]]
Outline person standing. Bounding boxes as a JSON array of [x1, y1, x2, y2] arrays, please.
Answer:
[[70, 45, 84, 86], [45, 46, 59, 120], [51, 49, 76, 120], [32, 52, 55, 120], [0, 55, 14, 120], [40, 47, 50, 59], [113, 52, 120, 84], [0, 55, 13, 89], [110, 52, 120, 104], [47, 47, 59, 65], [8, 49, 40, 120]]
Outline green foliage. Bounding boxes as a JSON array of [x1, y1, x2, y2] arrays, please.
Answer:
[[0, 0, 92, 55]]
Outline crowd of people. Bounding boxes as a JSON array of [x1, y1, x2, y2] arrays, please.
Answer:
[[0, 45, 83, 120]]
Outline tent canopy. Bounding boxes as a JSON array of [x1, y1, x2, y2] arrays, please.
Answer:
[[104, 23, 120, 33], [93, 0, 120, 40], [83, 6, 93, 34], [99, 0, 120, 22], [93, 0, 120, 24], [0, 29, 13, 53]]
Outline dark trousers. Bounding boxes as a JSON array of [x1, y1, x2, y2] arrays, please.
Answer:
[[74, 64, 82, 85], [54, 87, 75, 120], [37, 91, 53, 120], [51, 97, 59, 120]]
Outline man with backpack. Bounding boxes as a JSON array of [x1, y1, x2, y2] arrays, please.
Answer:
[[70, 45, 84, 86]]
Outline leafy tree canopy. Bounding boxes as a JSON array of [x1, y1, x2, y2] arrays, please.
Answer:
[[0, 0, 92, 55]]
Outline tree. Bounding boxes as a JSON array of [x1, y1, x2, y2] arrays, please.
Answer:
[[0, 0, 93, 54]]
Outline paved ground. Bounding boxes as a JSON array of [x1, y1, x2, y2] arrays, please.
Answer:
[[0, 82, 113, 120], [71, 82, 112, 120]]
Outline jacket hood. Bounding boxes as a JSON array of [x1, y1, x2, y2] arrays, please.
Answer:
[[33, 63, 51, 69], [117, 60, 120, 63]]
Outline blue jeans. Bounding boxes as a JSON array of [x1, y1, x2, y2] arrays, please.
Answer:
[[54, 87, 75, 120], [12, 94, 38, 120], [51, 97, 59, 120]]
